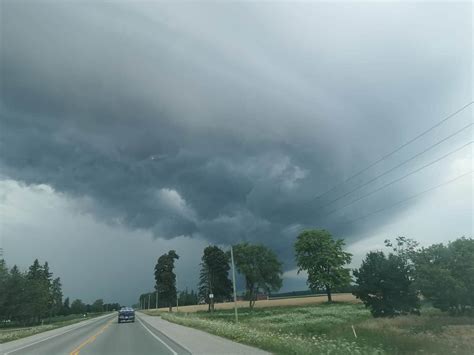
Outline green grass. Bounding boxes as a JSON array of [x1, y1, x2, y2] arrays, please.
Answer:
[[158, 303, 474, 354], [0, 313, 109, 343]]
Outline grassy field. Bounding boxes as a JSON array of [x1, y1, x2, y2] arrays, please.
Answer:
[[0, 313, 109, 343], [145, 293, 358, 314], [148, 302, 474, 354]]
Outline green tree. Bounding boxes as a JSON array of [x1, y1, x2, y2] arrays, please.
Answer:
[[70, 299, 86, 314], [414, 237, 474, 315], [232, 243, 283, 309], [61, 297, 71, 315], [5, 265, 28, 323], [178, 288, 199, 306], [25, 259, 50, 322], [154, 250, 179, 312], [198, 246, 233, 312], [50, 277, 63, 317], [0, 260, 9, 321], [1, 259, 73, 323], [91, 299, 104, 313], [103, 302, 120, 311], [353, 250, 420, 317], [294, 229, 352, 302]]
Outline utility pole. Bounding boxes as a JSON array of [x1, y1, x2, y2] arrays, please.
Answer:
[[148, 294, 151, 310], [230, 245, 238, 323], [155, 290, 158, 309]]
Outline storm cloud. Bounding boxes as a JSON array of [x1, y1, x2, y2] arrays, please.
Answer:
[[1, 0, 472, 298]]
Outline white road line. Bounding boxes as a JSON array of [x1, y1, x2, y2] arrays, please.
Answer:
[[137, 317, 178, 355], [3, 314, 114, 355]]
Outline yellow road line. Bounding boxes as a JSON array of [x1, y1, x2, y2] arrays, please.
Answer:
[[69, 319, 114, 355]]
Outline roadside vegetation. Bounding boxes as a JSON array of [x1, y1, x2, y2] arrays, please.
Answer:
[[141, 229, 473, 354], [159, 302, 474, 354], [0, 258, 120, 343], [0, 312, 106, 343]]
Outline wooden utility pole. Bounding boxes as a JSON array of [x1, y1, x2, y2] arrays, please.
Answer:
[[230, 246, 238, 323]]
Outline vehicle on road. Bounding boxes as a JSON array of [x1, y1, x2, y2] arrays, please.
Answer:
[[118, 307, 135, 323]]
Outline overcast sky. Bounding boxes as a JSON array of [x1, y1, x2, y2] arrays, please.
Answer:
[[1, 1, 472, 305]]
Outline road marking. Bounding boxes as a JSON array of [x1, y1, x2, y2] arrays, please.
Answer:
[[3, 314, 114, 355], [69, 318, 114, 355], [137, 318, 178, 355]]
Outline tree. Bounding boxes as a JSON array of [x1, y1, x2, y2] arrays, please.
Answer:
[[103, 302, 120, 312], [70, 299, 86, 315], [178, 289, 199, 306], [353, 251, 420, 317], [50, 277, 63, 317], [0, 260, 9, 321], [5, 265, 28, 323], [198, 246, 233, 312], [25, 259, 50, 322], [154, 250, 179, 312], [91, 299, 104, 313], [61, 297, 71, 315], [414, 237, 474, 315], [294, 229, 352, 302], [232, 243, 283, 309]]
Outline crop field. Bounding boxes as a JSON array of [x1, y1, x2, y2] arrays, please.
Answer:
[[153, 302, 474, 354], [145, 293, 358, 314]]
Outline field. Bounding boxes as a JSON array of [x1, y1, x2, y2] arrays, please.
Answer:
[[0, 313, 107, 343], [145, 293, 358, 314], [146, 301, 474, 354]]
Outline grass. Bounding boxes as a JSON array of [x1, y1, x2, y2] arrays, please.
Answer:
[[144, 293, 358, 314], [0, 313, 109, 343], [150, 303, 474, 354]]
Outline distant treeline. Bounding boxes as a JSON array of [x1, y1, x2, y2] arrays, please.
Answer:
[[269, 286, 353, 299], [0, 259, 120, 326], [140, 230, 473, 317], [139, 288, 199, 309]]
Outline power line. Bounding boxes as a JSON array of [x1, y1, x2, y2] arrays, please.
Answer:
[[324, 140, 473, 217], [311, 101, 473, 202], [318, 122, 473, 209], [342, 170, 473, 225]]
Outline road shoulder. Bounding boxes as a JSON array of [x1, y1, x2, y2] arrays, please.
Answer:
[[137, 312, 269, 355]]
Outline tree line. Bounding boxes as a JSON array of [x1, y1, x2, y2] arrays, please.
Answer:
[[295, 230, 473, 317], [148, 243, 284, 311], [147, 229, 473, 317], [138, 289, 199, 310], [0, 258, 120, 325]]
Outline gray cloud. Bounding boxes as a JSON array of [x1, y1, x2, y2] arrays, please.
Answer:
[[1, 0, 472, 278]]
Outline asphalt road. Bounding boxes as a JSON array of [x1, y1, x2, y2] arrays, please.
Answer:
[[2, 313, 189, 355], [2, 312, 268, 355]]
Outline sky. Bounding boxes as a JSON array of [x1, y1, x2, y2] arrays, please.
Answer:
[[0, 1, 472, 305]]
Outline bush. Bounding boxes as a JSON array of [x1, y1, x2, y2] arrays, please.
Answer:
[[414, 237, 474, 315], [353, 251, 420, 317]]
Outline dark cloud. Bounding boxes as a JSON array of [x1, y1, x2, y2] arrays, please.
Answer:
[[1, 0, 472, 274]]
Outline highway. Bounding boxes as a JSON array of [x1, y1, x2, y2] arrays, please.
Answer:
[[1, 312, 268, 355]]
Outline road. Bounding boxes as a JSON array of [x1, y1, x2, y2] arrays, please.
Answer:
[[1, 312, 268, 355]]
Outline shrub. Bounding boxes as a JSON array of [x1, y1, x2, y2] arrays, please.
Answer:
[[414, 237, 474, 315], [353, 251, 420, 317]]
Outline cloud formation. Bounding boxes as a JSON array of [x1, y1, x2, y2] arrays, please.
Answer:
[[1, 0, 472, 278]]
